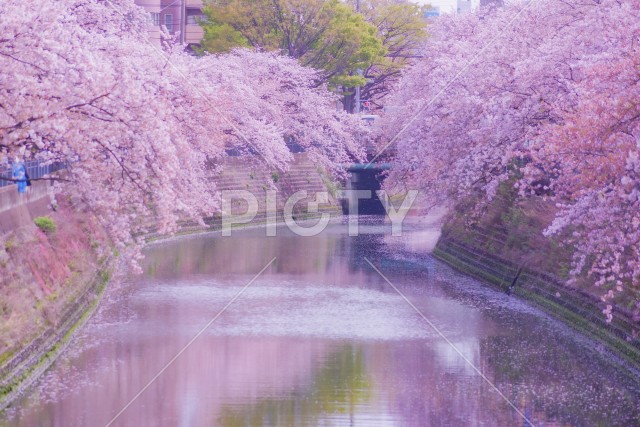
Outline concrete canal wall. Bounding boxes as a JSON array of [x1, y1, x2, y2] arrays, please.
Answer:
[[0, 196, 112, 411], [433, 235, 640, 370], [0, 261, 110, 410], [0, 182, 52, 236], [147, 153, 343, 237]]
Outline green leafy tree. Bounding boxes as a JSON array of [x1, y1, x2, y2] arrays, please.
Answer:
[[346, 0, 428, 110], [199, 22, 248, 53], [200, 0, 386, 109], [200, 0, 426, 111]]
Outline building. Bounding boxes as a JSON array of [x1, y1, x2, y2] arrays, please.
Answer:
[[424, 7, 440, 18], [184, 0, 206, 46], [456, 0, 472, 14], [134, 0, 205, 48], [480, 0, 504, 7]]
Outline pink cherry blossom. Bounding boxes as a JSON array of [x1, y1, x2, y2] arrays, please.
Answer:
[[383, 0, 640, 318], [1, 0, 363, 252]]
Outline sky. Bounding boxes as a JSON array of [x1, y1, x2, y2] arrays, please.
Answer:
[[413, 0, 481, 15]]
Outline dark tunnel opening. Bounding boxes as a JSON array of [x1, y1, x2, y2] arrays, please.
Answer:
[[341, 168, 386, 215]]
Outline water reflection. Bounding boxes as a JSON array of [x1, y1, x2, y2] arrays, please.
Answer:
[[219, 345, 371, 427], [2, 219, 639, 426]]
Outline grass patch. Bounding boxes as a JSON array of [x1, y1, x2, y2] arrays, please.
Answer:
[[34, 216, 56, 234]]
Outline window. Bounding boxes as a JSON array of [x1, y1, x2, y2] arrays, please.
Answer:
[[187, 14, 205, 25], [164, 14, 173, 33], [149, 12, 159, 26]]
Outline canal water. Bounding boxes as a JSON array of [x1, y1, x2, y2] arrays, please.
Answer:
[[2, 219, 639, 426]]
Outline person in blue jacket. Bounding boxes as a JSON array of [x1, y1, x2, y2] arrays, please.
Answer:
[[11, 157, 27, 194]]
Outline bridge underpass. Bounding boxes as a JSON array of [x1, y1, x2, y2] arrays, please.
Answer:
[[341, 162, 392, 215]]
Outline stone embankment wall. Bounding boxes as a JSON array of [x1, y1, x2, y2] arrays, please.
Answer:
[[433, 236, 640, 370], [214, 153, 341, 220], [0, 181, 52, 235], [157, 153, 343, 236], [0, 262, 110, 410], [0, 190, 112, 410]]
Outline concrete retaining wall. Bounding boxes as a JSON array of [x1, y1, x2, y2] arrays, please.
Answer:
[[0, 182, 52, 236], [434, 237, 640, 370], [0, 180, 108, 411], [148, 153, 343, 237], [0, 264, 110, 410]]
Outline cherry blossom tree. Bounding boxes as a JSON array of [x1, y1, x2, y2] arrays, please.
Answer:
[[382, 0, 640, 317], [182, 49, 365, 172], [534, 51, 640, 320], [1, 0, 221, 250], [0, 0, 363, 255]]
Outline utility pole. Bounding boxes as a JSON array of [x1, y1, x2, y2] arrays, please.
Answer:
[[354, 0, 361, 114], [355, 76, 361, 114], [180, 0, 186, 44]]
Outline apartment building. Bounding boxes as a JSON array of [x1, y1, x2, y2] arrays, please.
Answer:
[[134, 0, 205, 48]]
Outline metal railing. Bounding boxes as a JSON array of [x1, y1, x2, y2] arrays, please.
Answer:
[[0, 160, 66, 189]]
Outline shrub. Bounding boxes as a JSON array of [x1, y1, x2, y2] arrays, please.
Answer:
[[34, 216, 56, 233]]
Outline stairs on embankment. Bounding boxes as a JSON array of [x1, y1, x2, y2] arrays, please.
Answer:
[[173, 153, 342, 234]]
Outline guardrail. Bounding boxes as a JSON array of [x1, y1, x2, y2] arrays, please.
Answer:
[[0, 160, 66, 189]]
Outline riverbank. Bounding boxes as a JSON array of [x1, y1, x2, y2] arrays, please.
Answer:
[[0, 262, 111, 411], [433, 238, 640, 370], [0, 199, 114, 411], [426, 184, 640, 371]]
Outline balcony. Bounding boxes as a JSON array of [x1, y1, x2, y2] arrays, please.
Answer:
[[185, 25, 204, 44]]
